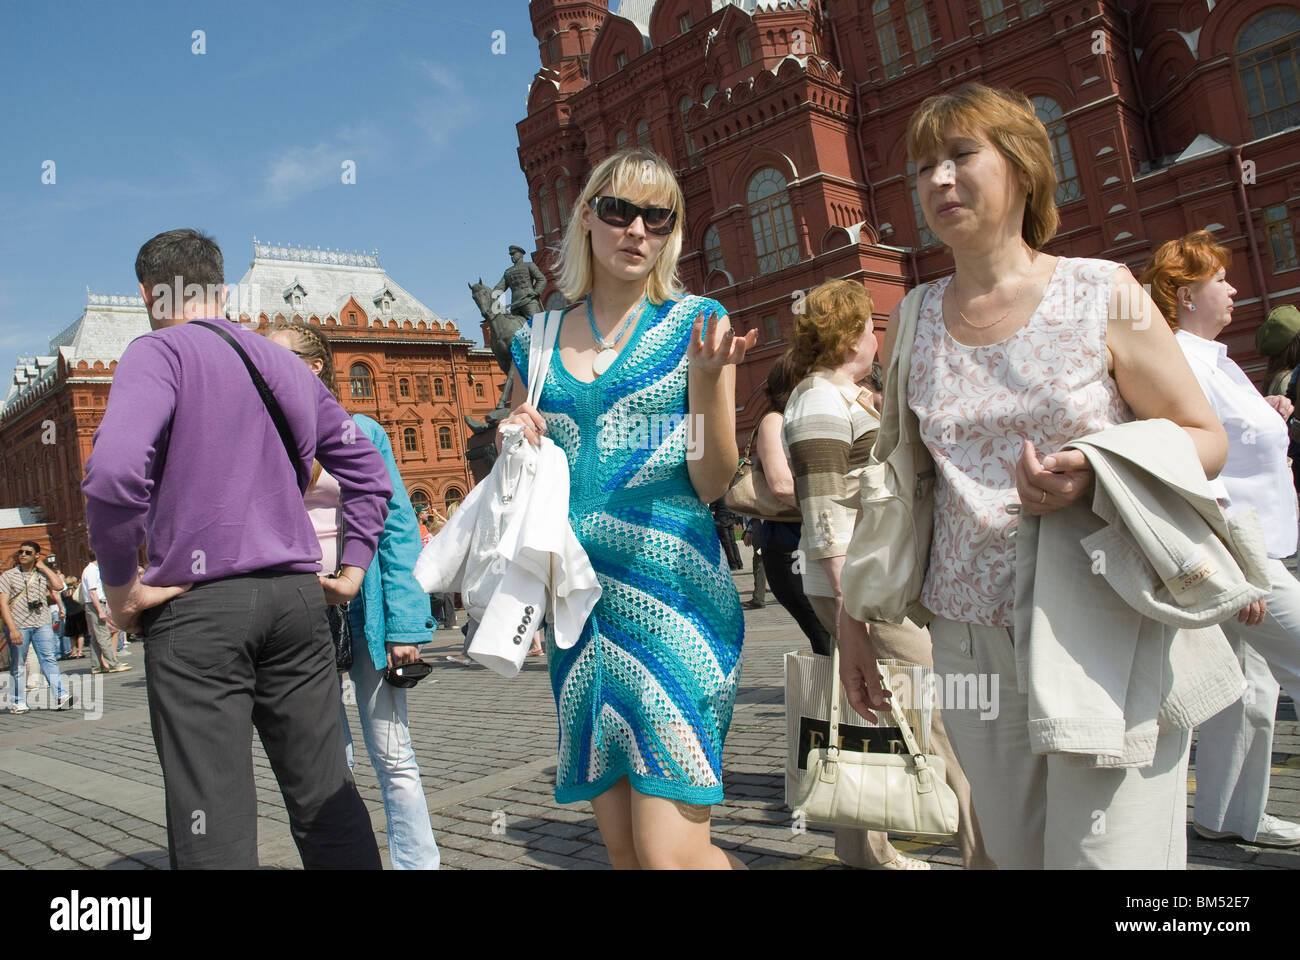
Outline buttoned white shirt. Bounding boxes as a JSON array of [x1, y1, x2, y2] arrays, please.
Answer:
[[1175, 329, 1297, 558], [79, 561, 106, 608]]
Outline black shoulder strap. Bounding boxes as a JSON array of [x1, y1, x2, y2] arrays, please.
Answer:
[[192, 321, 306, 488]]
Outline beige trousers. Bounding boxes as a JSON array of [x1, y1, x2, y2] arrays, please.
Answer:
[[808, 596, 992, 870], [929, 615, 1192, 869]]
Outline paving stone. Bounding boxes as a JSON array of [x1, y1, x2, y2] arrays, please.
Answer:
[[526, 835, 586, 856]]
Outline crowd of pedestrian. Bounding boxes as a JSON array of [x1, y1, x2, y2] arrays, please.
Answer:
[[6, 79, 1296, 871]]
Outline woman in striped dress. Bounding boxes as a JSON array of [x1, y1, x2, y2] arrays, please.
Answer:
[[502, 148, 756, 869]]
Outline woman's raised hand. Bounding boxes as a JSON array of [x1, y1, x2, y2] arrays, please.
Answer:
[[688, 309, 757, 373]]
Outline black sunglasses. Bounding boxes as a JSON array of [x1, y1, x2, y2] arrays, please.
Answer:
[[590, 196, 678, 235], [17, 550, 35, 556], [384, 660, 433, 688]]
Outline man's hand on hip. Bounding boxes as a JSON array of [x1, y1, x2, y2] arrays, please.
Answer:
[[105, 577, 191, 634]]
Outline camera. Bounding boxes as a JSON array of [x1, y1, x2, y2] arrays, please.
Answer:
[[27, 600, 44, 613]]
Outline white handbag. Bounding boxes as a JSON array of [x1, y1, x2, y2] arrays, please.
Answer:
[[464, 310, 562, 677], [785, 647, 959, 838]]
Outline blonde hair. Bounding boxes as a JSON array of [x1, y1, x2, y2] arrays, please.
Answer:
[[555, 148, 686, 305], [788, 279, 875, 382], [270, 319, 337, 488], [906, 83, 1060, 250]]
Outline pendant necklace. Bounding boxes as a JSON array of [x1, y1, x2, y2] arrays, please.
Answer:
[[588, 295, 646, 376]]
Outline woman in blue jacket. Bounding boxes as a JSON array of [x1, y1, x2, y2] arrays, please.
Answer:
[[270, 320, 440, 869]]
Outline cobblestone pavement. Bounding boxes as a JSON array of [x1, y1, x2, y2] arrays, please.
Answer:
[[0, 564, 1296, 870]]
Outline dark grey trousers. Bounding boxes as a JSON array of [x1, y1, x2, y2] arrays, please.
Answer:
[[140, 572, 380, 870]]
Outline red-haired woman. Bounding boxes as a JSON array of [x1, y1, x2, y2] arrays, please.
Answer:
[[1141, 231, 1300, 850]]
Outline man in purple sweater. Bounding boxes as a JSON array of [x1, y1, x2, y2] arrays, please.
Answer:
[[83, 229, 391, 869]]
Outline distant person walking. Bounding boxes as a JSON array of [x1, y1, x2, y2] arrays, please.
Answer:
[[1, 542, 71, 712], [79, 553, 130, 675]]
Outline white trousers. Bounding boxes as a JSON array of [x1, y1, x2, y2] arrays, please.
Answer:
[[929, 616, 1191, 869], [1193, 557, 1300, 840]]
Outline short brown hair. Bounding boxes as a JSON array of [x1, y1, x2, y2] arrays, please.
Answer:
[[135, 228, 224, 301], [1137, 230, 1232, 330], [788, 279, 874, 382], [906, 83, 1060, 250], [763, 352, 799, 414]]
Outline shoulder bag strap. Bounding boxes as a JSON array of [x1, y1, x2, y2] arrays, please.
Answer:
[[525, 310, 560, 411], [882, 284, 931, 451], [192, 321, 305, 488], [1287, 365, 1300, 406]]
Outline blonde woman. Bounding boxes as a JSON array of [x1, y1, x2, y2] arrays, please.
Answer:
[[782, 279, 988, 871], [501, 148, 756, 869], [841, 83, 1229, 868]]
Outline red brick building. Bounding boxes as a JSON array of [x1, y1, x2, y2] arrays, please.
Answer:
[[518, 0, 1300, 438], [0, 242, 506, 576]]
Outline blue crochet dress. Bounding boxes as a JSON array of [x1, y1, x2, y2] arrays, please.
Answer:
[[511, 294, 744, 806]]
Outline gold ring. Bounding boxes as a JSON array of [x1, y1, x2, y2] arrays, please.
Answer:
[[1040, 490, 1047, 505]]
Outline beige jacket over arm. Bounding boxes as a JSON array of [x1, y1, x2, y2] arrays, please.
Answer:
[[1013, 418, 1270, 769]]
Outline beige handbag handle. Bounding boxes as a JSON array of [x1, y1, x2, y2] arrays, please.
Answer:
[[826, 641, 930, 769]]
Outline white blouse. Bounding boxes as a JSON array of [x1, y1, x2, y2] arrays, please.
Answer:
[[1175, 329, 1297, 559]]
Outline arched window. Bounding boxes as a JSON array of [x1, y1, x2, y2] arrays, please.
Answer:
[[402, 427, 418, 453], [349, 364, 373, 399], [433, 377, 445, 398], [907, 160, 939, 248], [475, 381, 485, 399], [438, 426, 453, 451], [445, 487, 464, 511], [539, 183, 556, 234], [636, 119, 650, 148], [874, 0, 902, 79], [1032, 96, 1082, 205], [410, 488, 430, 510], [1237, 10, 1300, 138], [736, 32, 752, 66], [702, 83, 717, 104], [747, 168, 800, 275], [981, 0, 1007, 34], [398, 377, 410, 398], [678, 97, 696, 161], [704, 224, 726, 275], [615, 128, 629, 149], [1020, 0, 1044, 16], [555, 176, 568, 229], [906, 0, 934, 64]]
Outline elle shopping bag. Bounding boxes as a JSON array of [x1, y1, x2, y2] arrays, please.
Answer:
[[785, 649, 958, 838]]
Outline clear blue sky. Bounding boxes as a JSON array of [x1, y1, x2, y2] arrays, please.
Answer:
[[0, 0, 555, 363]]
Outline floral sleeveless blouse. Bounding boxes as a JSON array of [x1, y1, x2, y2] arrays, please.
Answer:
[[907, 257, 1134, 627]]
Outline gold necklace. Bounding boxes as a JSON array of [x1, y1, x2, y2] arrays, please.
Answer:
[[952, 266, 1031, 331]]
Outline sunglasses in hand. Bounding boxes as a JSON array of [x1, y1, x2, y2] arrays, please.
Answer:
[[384, 660, 433, 688]]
